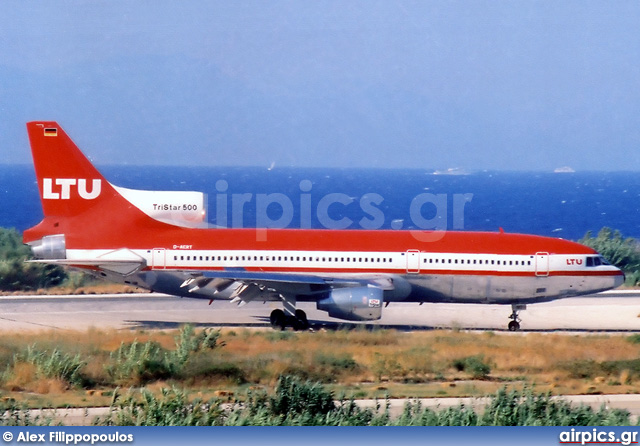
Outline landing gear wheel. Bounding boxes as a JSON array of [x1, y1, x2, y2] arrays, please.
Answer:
[[294, 309, 309, 330], [270, 309, 287, 330], [507, 304, 526, 331]]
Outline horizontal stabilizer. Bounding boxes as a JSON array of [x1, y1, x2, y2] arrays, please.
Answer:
[[28, 249, 145, 276]]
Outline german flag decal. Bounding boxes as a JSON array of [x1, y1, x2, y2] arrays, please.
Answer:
[[44, 128, 58, 137]]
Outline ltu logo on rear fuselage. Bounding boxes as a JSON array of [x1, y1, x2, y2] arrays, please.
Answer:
[[42, 178, 101, 200]]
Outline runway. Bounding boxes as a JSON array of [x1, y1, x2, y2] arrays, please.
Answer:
[[0, 290, 638, 332]]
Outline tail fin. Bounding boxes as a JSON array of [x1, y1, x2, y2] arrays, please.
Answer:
[[24, 122, 201, 250], [24, 122, 149, 245], [26, 122, 118, 219]]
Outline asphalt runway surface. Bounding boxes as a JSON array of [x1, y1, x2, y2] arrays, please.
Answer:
[[0, 290, 638, 333]]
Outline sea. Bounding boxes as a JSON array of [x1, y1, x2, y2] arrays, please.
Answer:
[[1, 164, 639, 242]]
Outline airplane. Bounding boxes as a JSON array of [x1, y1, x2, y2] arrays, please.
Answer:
[[23, 122, 625, 331]]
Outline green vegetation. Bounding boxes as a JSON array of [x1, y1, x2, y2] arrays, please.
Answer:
[[452, 355, 492, 379], [0, 328, 638, 425], [0, 227, 66, 291], [93, 378, 635, 426], [17, 345, 86, 387], [106, 326, 221, 385], [580, 227, 640, 286], [2, 376, 635, 426], [2, 328, 640, 399]]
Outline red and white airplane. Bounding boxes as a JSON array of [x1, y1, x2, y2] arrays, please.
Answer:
[[23, 122, 624, 331]]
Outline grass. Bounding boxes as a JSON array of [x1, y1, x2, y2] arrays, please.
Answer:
[[0, 327, 639, 410]]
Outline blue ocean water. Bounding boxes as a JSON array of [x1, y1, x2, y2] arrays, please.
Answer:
[[1, 164, 639, 241]]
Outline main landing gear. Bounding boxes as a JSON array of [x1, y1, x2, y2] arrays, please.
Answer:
[[508, 304, 527, 331], [270, 309, 310, 331]]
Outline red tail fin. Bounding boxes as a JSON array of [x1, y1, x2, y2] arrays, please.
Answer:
[[26, 122, 118, 219], [24, 122, 155, 246]]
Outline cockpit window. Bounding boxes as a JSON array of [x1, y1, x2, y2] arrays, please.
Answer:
[[587, 255, 610, 267]]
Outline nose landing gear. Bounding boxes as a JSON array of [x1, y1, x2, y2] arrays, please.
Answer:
[[508, 304, 527, 331]]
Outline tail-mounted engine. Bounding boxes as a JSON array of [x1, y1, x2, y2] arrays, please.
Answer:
[[28, 234, 66, 259], [317, 285, 383, 321]]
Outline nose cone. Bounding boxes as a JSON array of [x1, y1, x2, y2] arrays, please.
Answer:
[[614, 268, 625, 288]]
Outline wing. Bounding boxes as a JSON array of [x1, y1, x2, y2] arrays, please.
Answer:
[[177, 269, 397, 306]]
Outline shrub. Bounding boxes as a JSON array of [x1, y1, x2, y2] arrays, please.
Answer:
[[560, 359, 601, 379], [626, 334, 640, 344], [479, 388, 631, 426], [97, 387, 226, 426], [94, 378, 634, 426], [452, 355, 491, 379], [106, 325, 222, 385], [105, 340, 174, 385], [16, 345, 86, 387]]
